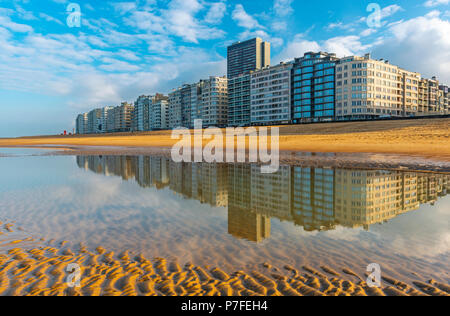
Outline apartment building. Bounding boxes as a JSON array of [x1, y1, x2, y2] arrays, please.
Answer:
[[106, 107, 116, 132], [200, 76, 228, 128], [86, 108, 103, 134], [428, 77, 440, 114], [149, 97, 169, 130], [336, 54, 404, 120], [228, 73, 252, 127], [400, 69, 420, 117], [76, 113, 88, 134], [439, 85, 449, 114], [292, 52, 339, 123], [250, 62, 293, 125], [168, 84, 197, 129], [99, 106, 114, 133], [227, 37, 270, 79], [135, 95, 151, 131], [114, 102, 134, 132], [418, 78, 430, 114]]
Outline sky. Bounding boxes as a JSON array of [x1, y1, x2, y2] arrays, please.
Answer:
[[0, 0, 449, 137]]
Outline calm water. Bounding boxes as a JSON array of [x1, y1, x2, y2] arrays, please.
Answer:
[[0, 152, 449, 283]]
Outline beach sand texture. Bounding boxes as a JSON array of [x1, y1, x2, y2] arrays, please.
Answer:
[[1, 118, 450, 160], [1, 221, 449, 296]]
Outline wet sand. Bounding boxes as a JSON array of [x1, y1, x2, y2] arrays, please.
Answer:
[[1, 221, 449, 296], [1, 118, 450, 161]]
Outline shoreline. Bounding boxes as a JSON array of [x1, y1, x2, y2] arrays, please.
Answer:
[[0, 118, 449, 160], [1, 221, 449, 296], [1, 144, 450, 174]]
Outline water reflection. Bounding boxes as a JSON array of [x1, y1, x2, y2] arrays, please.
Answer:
[[76, 156, 450, 243]]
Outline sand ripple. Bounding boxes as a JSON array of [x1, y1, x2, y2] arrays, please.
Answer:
[[0, 222, 449, 296]]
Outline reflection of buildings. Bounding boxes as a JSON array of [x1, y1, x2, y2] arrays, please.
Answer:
[[228, 206, 270, 242], [292, 167, 335, 232], [251, 165, 292, 221], [76, 156, 450, 242]]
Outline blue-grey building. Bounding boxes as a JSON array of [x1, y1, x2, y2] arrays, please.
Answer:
[[292, 52, 339, 123]]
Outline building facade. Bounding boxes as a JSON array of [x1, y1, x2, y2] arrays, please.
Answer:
[[168, 85, 194, 129], [292, 52, 339, 123], [150, 98, 169, 130], [76, 113, 88, 134], [439, 85, 449, 114], [250, 62, 293, 125], [200, 76, 228, 128], [228, 73, 252, 127], [114, 102, 134, 132], [227, 37, 270, 80], [336, 54, 404, 120], [135, 95, 151, 132]]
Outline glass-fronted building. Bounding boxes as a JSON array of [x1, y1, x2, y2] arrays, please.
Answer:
[[292, 52, 338, 123], [228, 73, 251, 127]]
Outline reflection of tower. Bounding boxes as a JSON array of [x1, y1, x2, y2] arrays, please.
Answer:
[[228, 164, 270, 242], [250, 165, 292, 221], [151, 157, 169, 189], [228, 205, 270, 242], [136, 156, 152, 188], [182, 162, 192, 199], [228, 164, 251, 210], [169, 161, 184, 195], [168, 161, 193, 199], [291, 167, 335, 232], [76, 156, 88, 170], [191, 163, 228, 207]]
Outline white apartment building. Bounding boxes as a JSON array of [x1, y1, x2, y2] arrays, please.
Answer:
[[76, 113, 88, 134], [135, 95, 151, 132], [336, 54, 408, 120], [168, 88, 184, 129], [250, 62, 293, 125], [201, 76, 228, 128], [100, 106, 114, 133], [150, 99, 169, 130]]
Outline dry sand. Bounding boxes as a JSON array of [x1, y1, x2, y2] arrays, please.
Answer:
[[1, 118, 450, 161], [1, 221, 449, 296]]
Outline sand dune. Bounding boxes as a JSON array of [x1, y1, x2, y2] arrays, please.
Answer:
[[1, 221, 448, 296]]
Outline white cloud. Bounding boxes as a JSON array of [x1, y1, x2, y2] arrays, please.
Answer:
[[39, 13, 64, 25], [204, 2, 227, 24], [380, 4, 403, 19], [273, 0, 293, 17], [232, 4, 263, 29], [0, 14, 33, 33], [424, 0, 450, 7], [372, 11, 450, 83], [276, 34, 368, 62], [120, 0, 226, 44]]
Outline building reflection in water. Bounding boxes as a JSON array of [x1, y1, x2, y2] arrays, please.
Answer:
[[76, 156, 450, 243]]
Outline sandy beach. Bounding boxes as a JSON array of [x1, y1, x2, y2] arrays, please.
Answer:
[[0, 221, 449, 296], [1, 118, 450, 161]]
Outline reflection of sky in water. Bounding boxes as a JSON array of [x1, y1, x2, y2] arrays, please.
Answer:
[[0, 152, 449, 283], [0, 147, 52, 157]]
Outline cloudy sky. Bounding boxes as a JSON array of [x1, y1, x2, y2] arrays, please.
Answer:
[[0, 0, 449, 137]]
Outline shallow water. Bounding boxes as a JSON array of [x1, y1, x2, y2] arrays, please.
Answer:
[[0, 152, 449, 284]]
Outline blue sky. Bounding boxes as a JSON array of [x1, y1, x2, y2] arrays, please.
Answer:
[[0, 0, 449, 137]]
